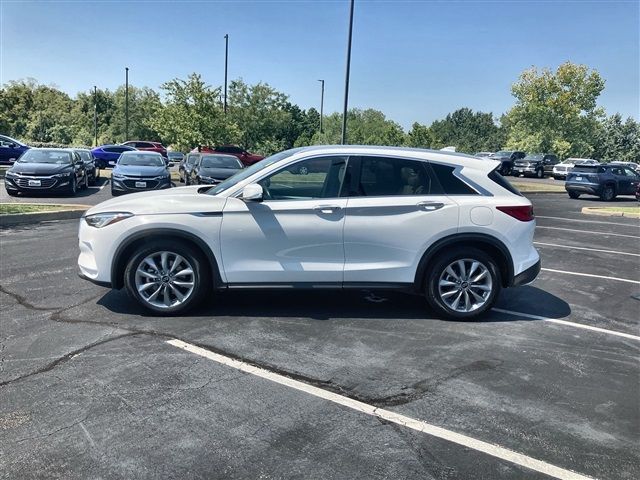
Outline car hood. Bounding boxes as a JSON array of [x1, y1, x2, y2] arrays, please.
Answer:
[[86, 185, 228, 216], [199, 167, 240, 179], [10, 162, 73, 175], [114, 165, 168, 177]]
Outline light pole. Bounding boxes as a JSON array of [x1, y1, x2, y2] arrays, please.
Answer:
[[93, 86, 98, 147], [318, 79, 325, 134], [224, 34, 229, 114], [341, 0, 355, 145], [125, 67, 129, 142]]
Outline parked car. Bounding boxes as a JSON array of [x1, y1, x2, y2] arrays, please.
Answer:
[[490, 150, 526, 176], [609, 161, 640, 174], [178, 152, 200, 183], [91, 144, 137, 168], [565, 164, 640, 201], [111, 151, 172, 196], [552, 158, 598, 180], [194, 145, 264, 167], [78, 145, 540, 320], [0, 135, 30, 165], [4, 148, 87, 196], [189, 154, 243, 185], [167, 151, 184, 166], [512, 153, 559, 178], [74, 148, 100, 186], [122, 141, 168, 159]]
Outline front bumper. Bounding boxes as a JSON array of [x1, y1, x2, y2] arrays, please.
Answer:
[[4, 175, 73, 193], [513, 259, 541, 286], [513, 166, 538, 175]]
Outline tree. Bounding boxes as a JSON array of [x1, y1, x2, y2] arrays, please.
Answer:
[[309, 108, 406, 146], [592, 114, 640, 162], [406, 122, 431, 148], [504, 62, 605, 158], [427, 108, 501, 153]]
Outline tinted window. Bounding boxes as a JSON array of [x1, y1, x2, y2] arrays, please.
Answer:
[[187, 154, 199, 165], [259, 156, 347, 200], [17, 149, 72, 164], [217, 146, 243, 154], [201, 155, 242, 168], [118, 153, 165, 166], [429, 163, 478, 195], [105, 146, 130, 153], [77, 151, 92, 162], [354, 157, 441, 196], [488, 170, 522, 196]]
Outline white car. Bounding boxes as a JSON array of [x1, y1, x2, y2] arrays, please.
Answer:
[[552, 158, 598, 180], [78, 146, 540, 320]]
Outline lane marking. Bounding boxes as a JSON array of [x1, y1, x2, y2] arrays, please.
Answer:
[[536, 226, 639, 239], [534, 242, 640, 257], [167, 338, 595, 480], [493, 308, 640, 342], [541, 267, 640, 285], [537, 215, 639, 227]]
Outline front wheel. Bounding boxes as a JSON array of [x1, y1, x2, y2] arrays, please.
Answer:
[[425, 248, 501, 320], [124, 241, 210, 314], [568, 190, 580, 199], [81, 172, 89, 190], [536, 168, 544, 178], [68, 176, 78, 196]]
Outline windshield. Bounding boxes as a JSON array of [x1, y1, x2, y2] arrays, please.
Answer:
[[77, 151, 92, 162], [201, 155, 242, 169], [168, 152, 183, 159], [207, 148, 304, 195], [118, 153, 165, 166], [17, 149, 71, 164], [523, 154, 543, 160]]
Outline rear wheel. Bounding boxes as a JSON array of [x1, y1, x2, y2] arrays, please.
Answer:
[[568, 190, 580, 199], [81, 172, 89, 190], [536, 168, 544, 178], [600, 185, 616, 201], [124, 241, 210, 314], [425, 248, 501, 320]]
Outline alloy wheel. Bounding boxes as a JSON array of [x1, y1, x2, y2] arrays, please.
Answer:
[[438, 258, 493, 313], [134, 251, 196, 309]]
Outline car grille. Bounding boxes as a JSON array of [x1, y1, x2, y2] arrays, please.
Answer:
[[14, 177, 57, 188], [555, 166, 568, 172], [123, 179, 160, 189]]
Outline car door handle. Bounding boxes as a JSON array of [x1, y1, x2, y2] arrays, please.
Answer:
[[416, 201, 445, 211], [313, 205, 342, 214]]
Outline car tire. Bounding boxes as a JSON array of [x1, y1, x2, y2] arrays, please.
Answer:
[[81, 172, 89, 190], [111, 187, 121, 197], [298, 165, 309, 175], [536, 168, 544, 178], [425, 248, 501, 321], [68, 176, 78, 196], [6, 189, 18, 197], [124, 240, 211, 315], [568, 191, 580, 199], [600, 185, 616, 201], [89, 171, 97, 186]]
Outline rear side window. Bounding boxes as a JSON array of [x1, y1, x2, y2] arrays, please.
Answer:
[[488, 169, 523, 196], [354, 157, 443, 196], [429, 163, 478, 195]]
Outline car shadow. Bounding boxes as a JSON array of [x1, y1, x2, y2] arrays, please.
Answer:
[[96, 285, 570, 322]]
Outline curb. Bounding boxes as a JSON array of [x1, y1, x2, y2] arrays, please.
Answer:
[[0, 204, 90, 226], [581, 207, 640, 218]]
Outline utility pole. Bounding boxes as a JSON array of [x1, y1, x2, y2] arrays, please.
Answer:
[[93, 86, 98, 147], [341, 0, 355, 144], [224, 34, 229, 114], [318, 79, 325, 134], [125, 67, 129, 142]]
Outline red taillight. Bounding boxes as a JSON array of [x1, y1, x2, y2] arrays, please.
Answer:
[[496, 205, 534, 222]]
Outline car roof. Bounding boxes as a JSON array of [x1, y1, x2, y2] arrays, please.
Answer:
[[121, 150, 162, 155]]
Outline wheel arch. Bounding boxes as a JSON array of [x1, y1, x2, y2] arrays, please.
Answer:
[[414, 233, 514, 289], [111, 228, 222, 289]]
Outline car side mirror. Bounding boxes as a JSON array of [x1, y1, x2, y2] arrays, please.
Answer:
[[241, 183, 263, 202]]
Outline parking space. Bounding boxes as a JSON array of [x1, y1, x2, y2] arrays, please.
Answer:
[[1, 194, 638, 479]]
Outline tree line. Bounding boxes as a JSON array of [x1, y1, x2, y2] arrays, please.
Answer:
[[0, 62, 638, 161]]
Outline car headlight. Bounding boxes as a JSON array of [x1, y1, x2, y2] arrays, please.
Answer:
[[53, 172, 72, 178], [5, 171, 17, 177], [153, 174, 170, 181], [84, 212, 133, 228], [112, 172, 125, 179]]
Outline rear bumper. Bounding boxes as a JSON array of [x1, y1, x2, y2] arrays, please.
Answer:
[[565, 182, 601, 195], [512, 259, 541, 286]]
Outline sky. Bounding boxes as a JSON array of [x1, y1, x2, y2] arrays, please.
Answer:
[[1, 0, 638, 129]]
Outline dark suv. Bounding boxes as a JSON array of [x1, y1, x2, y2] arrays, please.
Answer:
[[491, 150, 526, 176], [512, 153, 559, 178], [565, 164, 640, 201]]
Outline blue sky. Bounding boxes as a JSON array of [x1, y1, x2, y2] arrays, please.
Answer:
[[1, 0, 638, 128]]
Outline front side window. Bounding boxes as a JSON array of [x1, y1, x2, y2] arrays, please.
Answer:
[[187, 154, 199, 165], [354, 157, 441, 196], [259, 156, 347, 200]]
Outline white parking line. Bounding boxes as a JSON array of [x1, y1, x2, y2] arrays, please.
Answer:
[[534, 242, 640, 257], [541, 267, 640, 285], [493, 308, 640, 342], [537, 226, 639, 239], [167, 338, 595, 480], [537, 215, 640, 227]]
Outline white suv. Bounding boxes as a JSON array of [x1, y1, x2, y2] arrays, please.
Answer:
[[78, 146, 540, 320]]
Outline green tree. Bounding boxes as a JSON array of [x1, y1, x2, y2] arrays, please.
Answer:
[[504, 61, 605, 158], [427, 108, 500, 153], [309, 108, 406, 146], [592, 114, 640, 162], [406, 122, 431, 148]]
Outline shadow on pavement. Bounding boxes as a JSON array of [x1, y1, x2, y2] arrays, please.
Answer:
[[96, 285, 570, 322]]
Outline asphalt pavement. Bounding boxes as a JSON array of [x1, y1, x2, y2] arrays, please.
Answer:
[[0, 193, 638, 480]]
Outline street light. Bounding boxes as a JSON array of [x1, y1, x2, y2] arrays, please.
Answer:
[[224, 34, 229, 114], [125, 67, 129, 142], [341, 0, 355, 145], [318, 79, 325, 134], [93, 86, 98, 147]]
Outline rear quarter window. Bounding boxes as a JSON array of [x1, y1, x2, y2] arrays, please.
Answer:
[[488, 169, 523, 196], [429, 163, 478, 195]]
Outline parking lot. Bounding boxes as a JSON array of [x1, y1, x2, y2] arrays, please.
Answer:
[[1, 187, 638, 479]]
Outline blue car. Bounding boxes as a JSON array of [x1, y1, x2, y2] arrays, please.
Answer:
[[111, 151, 172, 196], [91, 144, 137, 169], [0, 135, 30, 165]]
